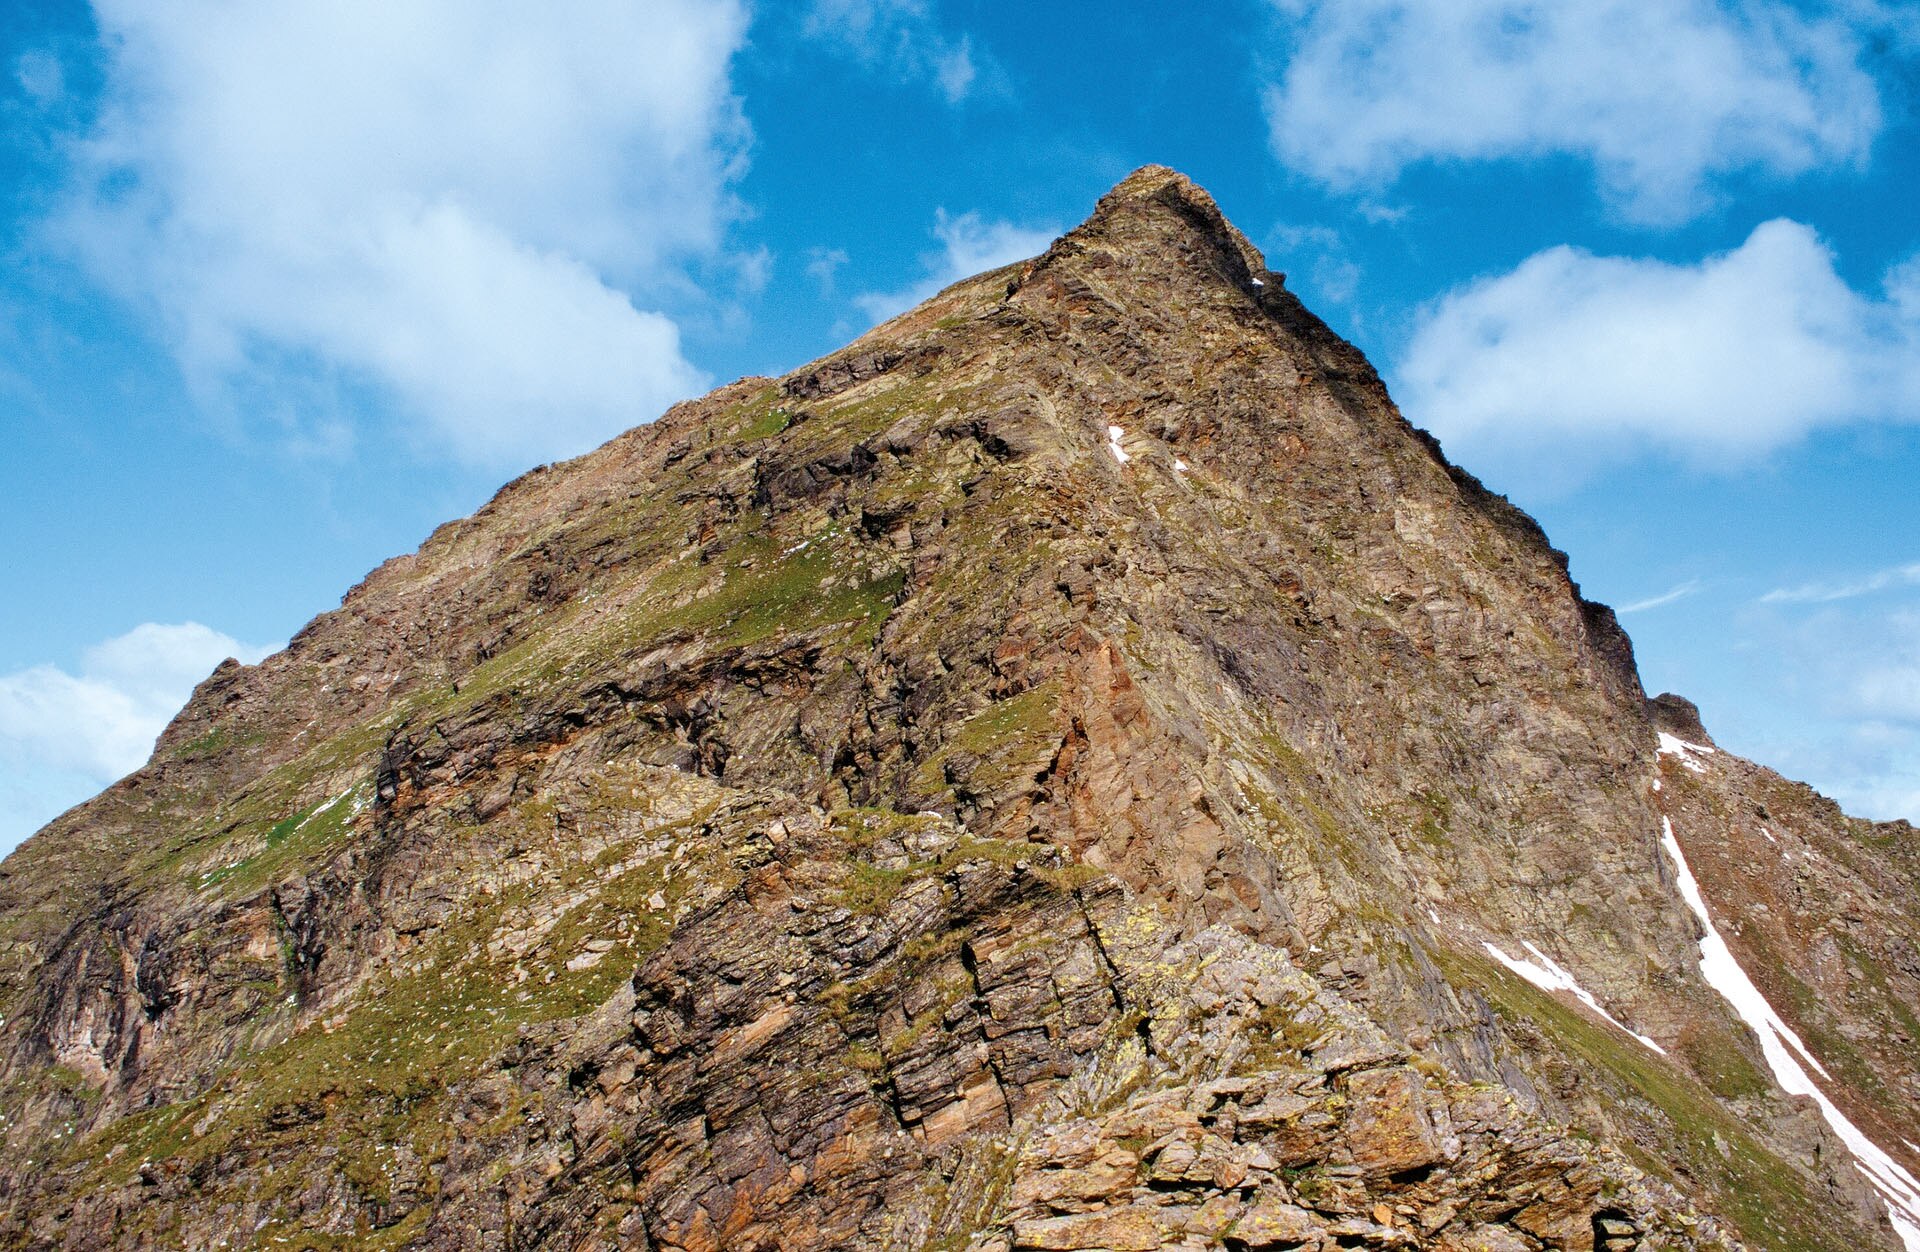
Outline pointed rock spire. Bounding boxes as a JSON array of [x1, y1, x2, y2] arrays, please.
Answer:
[[1010, 164, 1280, 306]]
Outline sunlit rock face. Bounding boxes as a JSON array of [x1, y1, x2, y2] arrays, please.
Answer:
[[0, 166, 1915, 1251]]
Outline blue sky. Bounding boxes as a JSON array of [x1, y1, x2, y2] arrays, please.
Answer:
[[2, 0, 1919, 852]]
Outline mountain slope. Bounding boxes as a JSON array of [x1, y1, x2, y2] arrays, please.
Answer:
[[0, 166, 1914, 1251]]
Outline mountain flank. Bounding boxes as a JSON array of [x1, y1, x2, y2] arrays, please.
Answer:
[[0, 166, 1916, 1251]]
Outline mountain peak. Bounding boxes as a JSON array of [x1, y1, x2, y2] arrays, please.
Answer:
[[1092, 163, 1244, 243], [1, 166, 1916, 1252], [1108, 161, 1192, 194], [1011, 163, 1277, 303]]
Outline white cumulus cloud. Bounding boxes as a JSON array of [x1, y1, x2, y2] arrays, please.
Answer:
[[1263, 0, 1885, 222], [853, 209, 1057, 324], [1395, 220, 1920, 474], [56, 0, 751, 468], [0, 623, 276, 849]]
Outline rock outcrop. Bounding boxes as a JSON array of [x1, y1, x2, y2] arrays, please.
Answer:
[[0, 166, 1913, 1251]]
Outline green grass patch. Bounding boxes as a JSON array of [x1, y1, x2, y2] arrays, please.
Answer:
[[56, 799, 747, 1237], [195, 784, 370, 895], [429, 524, 906, 726], [673, 532, 905, 650], [47, 1064, 97, 1101], [167, 727, 260, 761], [1412, 787, 1453, 847], [822, 812, 1060, 921], [732, 385, 793, 441], [911, 683, 1061, 801]]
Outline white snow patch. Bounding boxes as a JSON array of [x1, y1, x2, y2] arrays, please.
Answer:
[[1661, 816, 1920, 1247], [1661, 818, 1829, 1079], [294, 788, 354, 834], [1427, 908, 1441, 925], [1482, 939, 1666, 1054], [1251, 277, 1265, 287], [1105, 424, 1130, 465], [1173, 458, 1189, 473], [1656, 732, 1715, 773], [1760, 826, 1777, 844]]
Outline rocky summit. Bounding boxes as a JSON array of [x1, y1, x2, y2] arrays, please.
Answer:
[[1, 167, 1917, 1252]]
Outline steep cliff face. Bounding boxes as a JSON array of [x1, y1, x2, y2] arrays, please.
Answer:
[[0, 167, 1913, 1251]]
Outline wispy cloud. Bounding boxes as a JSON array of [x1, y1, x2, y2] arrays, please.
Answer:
[[53, 0, 753, 469], [805, 246, 851, 296], [1760, 561, 1920, 604], [801, 0, 994, 104], [1619, 579, 1701, 613], [1395, 222, 1920, 478], [1262, 0, 1886, 224], [13, 49, 63, 105], [1264, 222, 1362, 307], [853, 209, 1056, 324]]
